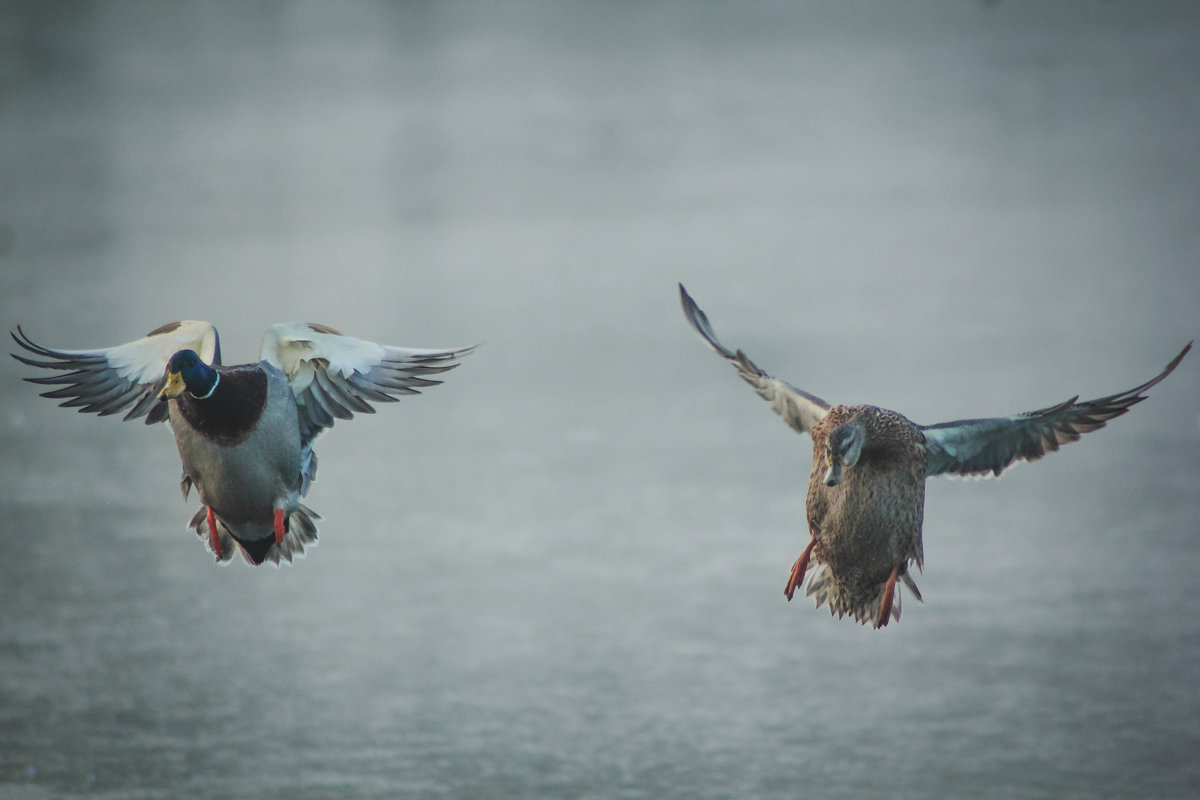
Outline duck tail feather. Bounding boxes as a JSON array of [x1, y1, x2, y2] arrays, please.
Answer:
[[187, 506, 236, 564], [188, 505, 321, 566], [803, 564, 921, 628], [249, 504, 321, 566]]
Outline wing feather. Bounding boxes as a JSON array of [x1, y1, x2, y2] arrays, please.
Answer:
[[260, 322, 476, 446], [11, 322, 221, 424], [923, 342, 1191, 477], [679, 284, 830, 435]]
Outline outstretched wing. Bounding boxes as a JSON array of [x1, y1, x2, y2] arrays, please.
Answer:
[[260, 322, 476, 446], [11, 321, 221, 424], [679, 284, 830, 435], [922, 342, 1191, 478]]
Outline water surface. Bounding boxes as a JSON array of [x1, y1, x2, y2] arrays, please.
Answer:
[[1, 2, 1198, 798]]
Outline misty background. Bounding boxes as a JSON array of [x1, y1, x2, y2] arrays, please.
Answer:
[[1, 2, 1198, 799]]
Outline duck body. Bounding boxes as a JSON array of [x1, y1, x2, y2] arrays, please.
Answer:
[[12, 320, 474, 567], [803, 405, 926, 626], [168, 361, 315, 565], [679, 283, 1189, 629]]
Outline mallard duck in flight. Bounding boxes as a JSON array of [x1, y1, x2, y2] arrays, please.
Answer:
[[12, 321, 475, 566], [679, 284, 1190, 629]]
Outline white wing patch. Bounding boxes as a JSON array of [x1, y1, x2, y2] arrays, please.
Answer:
[[11, 321, 220, 424], [261, 322, 476, 445]]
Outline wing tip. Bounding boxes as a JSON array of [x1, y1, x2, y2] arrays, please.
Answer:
[[1162, 340, 1192, 377], [10, 325, 47, 360], [678, 283, 736, 360]]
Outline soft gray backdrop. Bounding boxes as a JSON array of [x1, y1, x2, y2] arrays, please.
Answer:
[[1, 2, 1198, 799]]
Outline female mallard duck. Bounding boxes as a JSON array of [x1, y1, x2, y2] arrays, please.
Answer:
[[679, 284, 1190, 629], [12, 321, 475, 566]]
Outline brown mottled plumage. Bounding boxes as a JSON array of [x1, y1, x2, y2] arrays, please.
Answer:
[[797, 406, 926, 627], [679, 284, 1190, 629]]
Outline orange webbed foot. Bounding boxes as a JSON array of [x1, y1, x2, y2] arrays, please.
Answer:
[[876, 566, 900, 629], [206, 506, 223, 559], [274, 509, 286, 546], [784, 538, 817, 601]]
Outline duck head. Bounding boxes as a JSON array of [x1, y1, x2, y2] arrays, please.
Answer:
[[823, 421, 864, 487], [159, 350, 219, 400]]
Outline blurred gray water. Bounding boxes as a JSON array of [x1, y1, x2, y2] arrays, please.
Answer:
[[1, 2, 1199, 798]]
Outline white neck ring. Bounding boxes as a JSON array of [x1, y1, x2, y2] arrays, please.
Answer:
[[190, 372, 219, 400]]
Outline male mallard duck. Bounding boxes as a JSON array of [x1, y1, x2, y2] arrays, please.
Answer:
[[12, 321, 475, 566], [679, 284, 1190, 629]]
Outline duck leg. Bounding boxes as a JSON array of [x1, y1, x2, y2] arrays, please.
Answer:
[[876, 565, 900, 628], [206, 506, 223, 558], [784, 538, 817, 601], [274, 509, 286, 546]]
